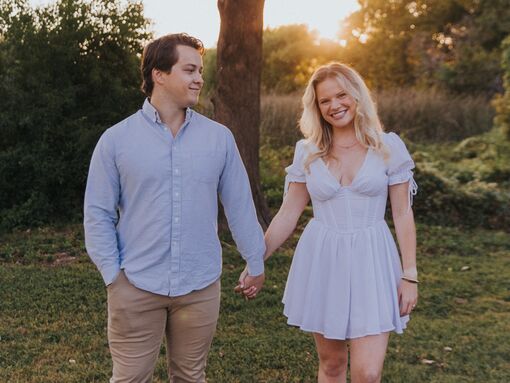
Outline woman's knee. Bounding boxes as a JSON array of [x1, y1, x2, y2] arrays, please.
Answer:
[[352, 367, 382, 383], [318, 353, 348, 377]]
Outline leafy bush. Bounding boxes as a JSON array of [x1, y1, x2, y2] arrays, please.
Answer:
[[493, 35, 510, 139], [0, 0, 150, 232], [259, 129, 510, 232], [399, 130, 509, 230], [259, 144, 291, 210], [413, 167, 509, 230]]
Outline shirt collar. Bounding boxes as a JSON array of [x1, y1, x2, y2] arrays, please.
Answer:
[[142, 98, 194, 126], [142, 98, 161, 123]]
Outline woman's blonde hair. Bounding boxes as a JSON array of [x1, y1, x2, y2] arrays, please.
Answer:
[[299, 62, 386, 169]]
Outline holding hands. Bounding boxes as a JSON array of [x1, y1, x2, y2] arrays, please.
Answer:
[[234, 266, 265, 300]]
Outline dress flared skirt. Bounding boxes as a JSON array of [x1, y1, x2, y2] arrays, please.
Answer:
[[282, 218, 409, 340]]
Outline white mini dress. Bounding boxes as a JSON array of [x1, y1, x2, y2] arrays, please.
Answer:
[[282, 132, 417, 340]]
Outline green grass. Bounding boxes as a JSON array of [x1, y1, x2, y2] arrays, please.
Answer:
[[1, 223, 509, 382]]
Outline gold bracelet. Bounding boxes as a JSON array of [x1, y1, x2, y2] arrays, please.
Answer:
[[402, 276, 419, 284]]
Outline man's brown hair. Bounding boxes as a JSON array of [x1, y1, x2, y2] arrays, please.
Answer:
[[140, 33, 204, 96]]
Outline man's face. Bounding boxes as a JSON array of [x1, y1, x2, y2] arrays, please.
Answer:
[[158, 45, 204, 108]]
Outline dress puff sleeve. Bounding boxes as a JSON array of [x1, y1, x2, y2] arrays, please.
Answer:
[[284, 139, 307, 196], [385, 132, 418, 210]]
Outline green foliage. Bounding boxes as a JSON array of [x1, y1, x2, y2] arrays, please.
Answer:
[[201, 47, 217, 96], [410, 128, 510, 230], [340, 0, 510, 93], [1, 224, 509, 381], [256, 92, 509, 231], [493, 35, 510, 139], [0, 0, 151, 232], [436, 46, 501, 94], [203, 2, 510, 96], [413, 167, 509, 230], [201, 24, 347, 95], [1, 0, 507, 234], [203, 25, 345, 95], [262, 25, 318, 93], [259, 143, 292, 210], [262, 25, 344, 93]]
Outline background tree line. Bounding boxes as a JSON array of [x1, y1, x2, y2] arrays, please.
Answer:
[[0, 0, 150, 231], [204, 0, 510, 95], [0, 0, 509, 232]]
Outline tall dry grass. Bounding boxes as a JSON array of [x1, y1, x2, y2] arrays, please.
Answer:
[[257, 88, 494, 147], [198, 88, 494, 147], [196, 93, 303, 148], [260, 93, 302, 147], [376, 88, 495, 142]]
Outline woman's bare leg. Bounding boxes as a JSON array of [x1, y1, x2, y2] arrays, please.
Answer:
[[349, 333, 390, 383], [313, 333, 349, 383]]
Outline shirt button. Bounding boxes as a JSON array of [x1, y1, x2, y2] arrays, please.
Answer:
[[174, 217, 179, 223], [174, 169, 179, 175], [175, 192, 179, 197]]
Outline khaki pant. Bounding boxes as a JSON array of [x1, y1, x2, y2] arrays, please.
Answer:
[[107, 271, 221, 383]]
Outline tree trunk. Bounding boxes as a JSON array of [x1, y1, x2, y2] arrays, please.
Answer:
[[215, 0, 271, 227]]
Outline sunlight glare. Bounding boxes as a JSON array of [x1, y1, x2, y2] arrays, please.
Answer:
[[29, 0, 361, 47], [265, 0, 359, 42]]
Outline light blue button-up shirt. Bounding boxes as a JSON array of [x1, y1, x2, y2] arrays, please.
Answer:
[[84, 99, 265, 297]]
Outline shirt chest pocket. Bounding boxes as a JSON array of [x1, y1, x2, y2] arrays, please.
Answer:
[[192, 150, 224, 183]]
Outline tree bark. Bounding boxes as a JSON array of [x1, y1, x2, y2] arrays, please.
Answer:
[[215, 0, 271, 227]]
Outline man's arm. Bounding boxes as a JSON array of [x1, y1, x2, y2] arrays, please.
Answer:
[[83, 131, 121, 285], [218, 130, 265, 280]]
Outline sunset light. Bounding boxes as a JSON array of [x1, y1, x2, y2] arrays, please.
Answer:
[[29, 0, 360, 47], [144, 0, 360, 47]]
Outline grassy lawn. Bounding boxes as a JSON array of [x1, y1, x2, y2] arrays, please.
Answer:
[[1, 223, 509, 382]]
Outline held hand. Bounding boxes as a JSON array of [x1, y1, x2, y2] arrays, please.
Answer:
[[242, 272, 265, 299], [398, 280, 418, 316], [234, 266, 249, 294], [234, 266, 265, 299]]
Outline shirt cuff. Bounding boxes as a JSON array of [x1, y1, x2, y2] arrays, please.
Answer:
[[247, 258, 265, 276], [100, 263, 121, 286], [245, 244, 265, 276]]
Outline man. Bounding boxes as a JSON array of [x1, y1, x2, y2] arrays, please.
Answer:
[[84, 33, 265, 383]]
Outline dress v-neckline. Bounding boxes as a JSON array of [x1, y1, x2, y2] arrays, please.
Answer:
[[320, 148, 371, 188]]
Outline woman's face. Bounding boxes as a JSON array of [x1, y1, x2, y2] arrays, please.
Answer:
[[315, 77, 356, 130]]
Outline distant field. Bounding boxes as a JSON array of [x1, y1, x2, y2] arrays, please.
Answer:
[[1, 223, 509, 382]]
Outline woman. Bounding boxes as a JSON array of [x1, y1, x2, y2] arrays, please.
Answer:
[[240, 63, 418, 382]]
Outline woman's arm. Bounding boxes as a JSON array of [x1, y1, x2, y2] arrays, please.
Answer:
[[236, 182, 310, 297], [389, 182, 418, 316], [264, 182, 310, 260]]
